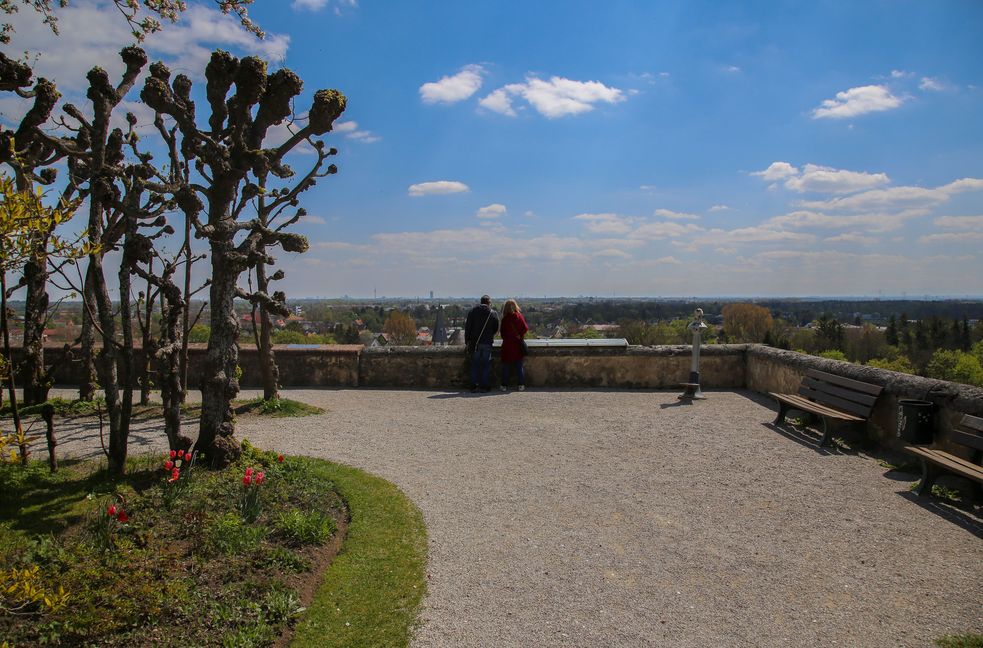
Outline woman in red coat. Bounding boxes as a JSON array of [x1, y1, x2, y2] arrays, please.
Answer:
[[499, 298, 529, 391]]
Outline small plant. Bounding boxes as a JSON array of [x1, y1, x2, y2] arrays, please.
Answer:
[[936, 634, 983, 648], [274, 509, 336, 547], [261, 584, 305, 624], [237, 467, 266, 523], [93, 498, 130, 551], [162, 448, 194, 509], [0, 564, 69, 615], [207, 512, 266, 556], [259, 398, 283, 414], [260, 547, 312, 573]]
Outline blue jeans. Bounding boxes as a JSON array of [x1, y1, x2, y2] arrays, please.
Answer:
[[471, 343, 493, 388], [502, 359, 524, 387]]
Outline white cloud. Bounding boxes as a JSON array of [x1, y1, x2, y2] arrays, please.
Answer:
[[823, 233, 877, 245], [783, 164, 890, 194], [631, 221, 703, 240], [797, 178, 983, 212], [323, 119, 380, 143], [654, 208, 700, 220], [933, 215, 983, 230], [919, 232, 983, 243], [812, 85, 903, 119], [890, 70, 913, 79], [420, 65, 485, 104], [919, 77, 945, 92], [574, 213, 636, 235], [476, 204, 507, 219], [300, 214, 328, 225], [724, 65, 741, 73], [766, 208, 928, 233], [407, 181, 470, 197], [292, 0, 329, 9], [593, 249, 632, 260], [752, 162, 799, 181], [481, 76, 625, 119], [708, 204, 731, 212], [478, 88, 517, 116]]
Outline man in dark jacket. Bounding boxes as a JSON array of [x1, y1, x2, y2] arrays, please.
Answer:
[[464, 295, 500, 392]]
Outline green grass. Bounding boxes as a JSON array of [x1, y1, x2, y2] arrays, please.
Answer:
[[878, 459, 920, 474], [936, 634, 983, 648], [0, 396, 107, 418], [234, 397, 325, 418], [290, 460, 428, 648]]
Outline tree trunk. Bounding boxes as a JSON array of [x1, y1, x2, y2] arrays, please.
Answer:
[[159, 285, 184, 449], [21, 249, 51, 406], [0, 266, 27, 465], [78, 276, 97, 402], [140, 262, 154, 406], [116, 258, 135, 472], [88, 258, 124, 475], [255, 262, 279, 401], [196, 238, 241, 468]]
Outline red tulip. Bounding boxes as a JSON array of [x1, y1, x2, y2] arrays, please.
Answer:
[[243, 474, 252, 486], [172, 468, 180, 479], [164, 460, 174, 471], [169, 449, 177, 459], [255, 472, 265, 485], [107, 504, 117, 517], [244, 467, 254, 477], [277, 454, 285, 463], [168, 474, 179, 483], [177, 449, 185, 459], [117, 510, 129, 523]]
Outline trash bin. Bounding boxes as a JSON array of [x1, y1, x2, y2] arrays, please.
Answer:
[[896, 399, 935, 444]]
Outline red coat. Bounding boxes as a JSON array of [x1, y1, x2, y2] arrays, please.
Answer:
[[500, 312, 529, 363]]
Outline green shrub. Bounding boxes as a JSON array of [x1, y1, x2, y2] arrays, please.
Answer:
[[274, 509, 336, 547], [816, 349, 848, 361]]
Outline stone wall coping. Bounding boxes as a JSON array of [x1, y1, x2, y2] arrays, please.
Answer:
[[363, 343, 749, 358]]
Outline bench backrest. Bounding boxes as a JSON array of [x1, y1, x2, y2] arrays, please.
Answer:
[[952, 413, 983, 454], [797, 368, 883, 418]]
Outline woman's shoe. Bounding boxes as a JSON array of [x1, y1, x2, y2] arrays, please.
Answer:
[[518, 385, 525, 391]]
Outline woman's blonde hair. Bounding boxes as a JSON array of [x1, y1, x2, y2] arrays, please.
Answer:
[[503, 298, 521, 316]]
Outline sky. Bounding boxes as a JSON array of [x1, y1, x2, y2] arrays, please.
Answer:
[[2, 0, 983, 298]]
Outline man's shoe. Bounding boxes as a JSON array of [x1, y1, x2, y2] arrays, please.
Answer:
[[518, 385, 526, 391], [499, 386, 507, 392]]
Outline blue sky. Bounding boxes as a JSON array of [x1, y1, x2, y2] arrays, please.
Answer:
[[3, 0, 983, 297]]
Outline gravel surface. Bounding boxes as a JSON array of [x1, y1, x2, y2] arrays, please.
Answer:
[[43, 387, 983, 647]]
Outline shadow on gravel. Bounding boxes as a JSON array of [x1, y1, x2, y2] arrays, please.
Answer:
[[427, 391, 505, 399], [658, 399, 693, 409], [898, 491, 983, 539], [762, 422, 840, 456]]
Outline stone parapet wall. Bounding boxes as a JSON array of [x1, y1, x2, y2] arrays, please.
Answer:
[[358, 344, 748, 389], [746, 344, 983, 449]]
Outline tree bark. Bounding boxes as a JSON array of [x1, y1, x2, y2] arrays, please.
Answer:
[[78, 275, 97, 402], [255, 261, 279, 401], [21, 254, 50, 405]]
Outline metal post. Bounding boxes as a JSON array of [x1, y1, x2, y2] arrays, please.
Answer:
[[679, 308, 708, 400]]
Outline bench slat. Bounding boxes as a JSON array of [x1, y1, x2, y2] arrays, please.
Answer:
[[951, 428, 983, 452], [770, 393, 864, 422], [797, 386, 873, 418], [805, 369, 883, 396], [802, 376, 879, 408], [957, 413, 983, 434], [902, 445, 983, 483]]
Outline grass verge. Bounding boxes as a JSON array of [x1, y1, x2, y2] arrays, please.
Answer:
[[291, 461, 428, 648], [234, 397, 325, 418], [936, 634, 983, 648]]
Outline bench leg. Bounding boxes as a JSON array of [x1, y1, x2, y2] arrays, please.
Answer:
[[914, 459, 939, 496], [773, 402, 788, 426], [818, 418, 832, 447]]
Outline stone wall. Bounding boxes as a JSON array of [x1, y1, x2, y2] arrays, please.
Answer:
[[358, 344, 747, 389], [746, 344, 983, 450]]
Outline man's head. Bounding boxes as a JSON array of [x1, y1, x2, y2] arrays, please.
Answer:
[[480, 295, 491, 305]]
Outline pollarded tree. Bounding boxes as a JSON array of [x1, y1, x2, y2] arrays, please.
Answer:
[[383, 311, 417, 346], [141, 51, 345, 467]]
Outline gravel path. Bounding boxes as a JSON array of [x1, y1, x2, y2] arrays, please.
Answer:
[[47, 388, 982, 647]]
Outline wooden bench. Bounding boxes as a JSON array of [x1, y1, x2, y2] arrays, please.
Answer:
[[902, 413, 983, 497], [769, 369, 883, 447]]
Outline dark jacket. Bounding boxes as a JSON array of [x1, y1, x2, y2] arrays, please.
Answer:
[[465, 304, 499, 346]]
